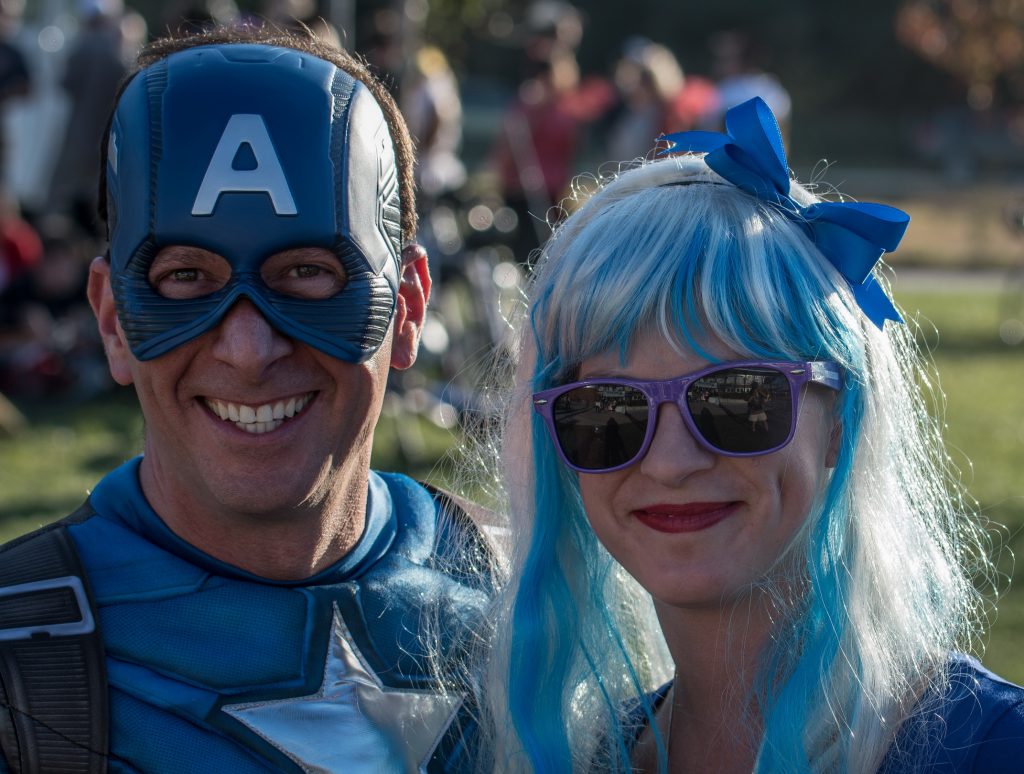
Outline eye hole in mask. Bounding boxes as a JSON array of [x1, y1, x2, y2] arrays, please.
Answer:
[[147, 245, 349, 301]]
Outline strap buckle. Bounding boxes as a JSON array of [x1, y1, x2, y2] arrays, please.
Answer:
[[0, 575, 96, 641]]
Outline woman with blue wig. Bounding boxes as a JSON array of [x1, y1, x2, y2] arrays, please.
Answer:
[[481, 97, 1024, 772]]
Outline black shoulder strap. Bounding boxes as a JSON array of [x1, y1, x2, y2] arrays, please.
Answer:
[[0, 501, 108, 774]]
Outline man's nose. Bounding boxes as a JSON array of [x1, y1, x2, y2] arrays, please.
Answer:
[[638, 402, 716, 484], [210, 299, 293, 371]]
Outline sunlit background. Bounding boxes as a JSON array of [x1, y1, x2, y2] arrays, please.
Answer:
[[1, 0, 1022, 683]]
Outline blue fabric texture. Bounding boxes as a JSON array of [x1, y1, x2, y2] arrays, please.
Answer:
[[878, 654, 1024, 773], [1, 457, 489, 773], [629, 655, 1024, 772]]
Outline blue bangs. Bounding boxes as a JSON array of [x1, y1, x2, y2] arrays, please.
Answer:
[[529, 181, 865, 389]]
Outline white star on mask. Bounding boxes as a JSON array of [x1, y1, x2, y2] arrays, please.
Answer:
[[223, 605, 462, 773]]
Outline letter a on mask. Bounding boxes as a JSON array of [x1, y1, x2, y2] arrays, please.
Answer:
[[192, 114, 298, 216]]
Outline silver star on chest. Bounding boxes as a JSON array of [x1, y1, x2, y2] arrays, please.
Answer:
[[223, 604, 462, 773]]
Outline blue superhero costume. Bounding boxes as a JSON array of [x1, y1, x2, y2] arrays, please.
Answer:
[[0, 459, 491, 773], [629, 655, 1024, 771]]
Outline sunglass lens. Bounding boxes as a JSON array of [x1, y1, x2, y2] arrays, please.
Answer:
[[686, 368, 793, 454], [553, 384, 649, 470]]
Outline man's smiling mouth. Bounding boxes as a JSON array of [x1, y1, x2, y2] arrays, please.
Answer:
[[204, 393, 315, 434]]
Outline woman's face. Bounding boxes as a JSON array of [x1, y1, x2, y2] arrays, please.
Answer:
[[574, 329, 838, 609]]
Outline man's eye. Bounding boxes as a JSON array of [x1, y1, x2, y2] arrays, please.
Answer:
[[148, 248, 231, 299], [261, 250, 347, 299], [150, 265, 228, 299]]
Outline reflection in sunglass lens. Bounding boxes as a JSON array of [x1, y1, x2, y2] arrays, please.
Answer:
[[553, 384, 649, 470], [685, 367, 792, 454]]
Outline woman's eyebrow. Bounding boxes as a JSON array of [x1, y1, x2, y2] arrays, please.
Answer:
[[575, 369, 625, 380]]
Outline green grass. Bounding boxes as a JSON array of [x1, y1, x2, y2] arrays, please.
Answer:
[[896, 287, 1024, 683], [1, 285, 1022, 683], [0, 389, 144, 537]]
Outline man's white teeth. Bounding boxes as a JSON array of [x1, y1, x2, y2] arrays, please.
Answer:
[[206, 393, 313, 434]]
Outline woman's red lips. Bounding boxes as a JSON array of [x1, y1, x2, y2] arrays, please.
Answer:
[[631, 502, 739, 533]]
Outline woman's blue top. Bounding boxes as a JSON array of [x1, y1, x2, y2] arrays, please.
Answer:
[[636, 654, 1024, 771]]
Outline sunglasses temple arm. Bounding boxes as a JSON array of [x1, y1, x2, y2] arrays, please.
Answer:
[[808, 361, 844, 391]]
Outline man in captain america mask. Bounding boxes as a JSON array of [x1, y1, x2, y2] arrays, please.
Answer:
[[105, 29, 404, 364], [0, 26, 494, 774]]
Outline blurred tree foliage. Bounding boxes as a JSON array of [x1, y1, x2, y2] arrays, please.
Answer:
[[897, 0, 1024, 111]]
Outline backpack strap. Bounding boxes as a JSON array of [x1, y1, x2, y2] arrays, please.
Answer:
[[0, 501, 108, 774]]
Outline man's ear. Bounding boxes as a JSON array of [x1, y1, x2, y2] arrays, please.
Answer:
[[390, 243, 431, 371], [87, 256, 134, 386]]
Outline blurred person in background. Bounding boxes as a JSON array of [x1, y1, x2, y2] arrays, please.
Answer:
[[402, 45, 466, 215], [0, 220, 103, 400], [0, 185, 42, 359], [0, 186, 50, 417], [362, 6, 405, 95], [491, 46, 581, 262], [0, 186, 39, 302], [0, 0, 29, 188], [48, 0, 131, 239], [710, 30, 791, 141], [400, 43, 467, 303], [490, 2, 613, 263], [606, 37, 719, 162]]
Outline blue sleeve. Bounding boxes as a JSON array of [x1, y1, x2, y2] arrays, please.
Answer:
[[971, 697, 1024, 770], [879, 657, 1024, 772]]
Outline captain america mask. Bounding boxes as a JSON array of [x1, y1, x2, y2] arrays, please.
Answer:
[[104, 43, 402, 363]]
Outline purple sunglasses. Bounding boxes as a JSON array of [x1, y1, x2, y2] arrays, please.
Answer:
[[532, 360, 843, 473]]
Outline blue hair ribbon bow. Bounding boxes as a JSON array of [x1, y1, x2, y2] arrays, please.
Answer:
[[659, 97, 910, 329]]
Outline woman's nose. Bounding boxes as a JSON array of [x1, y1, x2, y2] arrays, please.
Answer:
[[638, 402, 716, 484], [210, 299, 293, 372]]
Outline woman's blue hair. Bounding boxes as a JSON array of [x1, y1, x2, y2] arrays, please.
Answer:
[[484, 155, 991, 773]]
